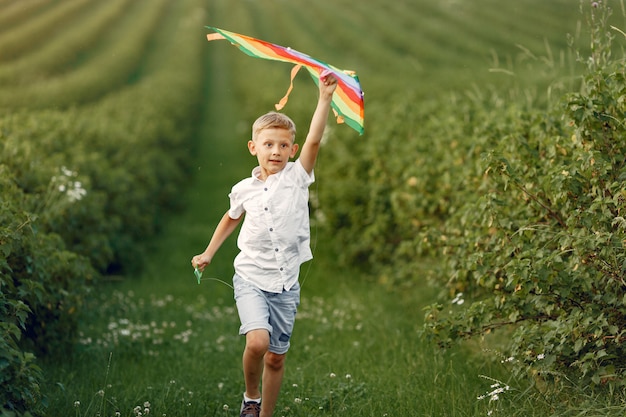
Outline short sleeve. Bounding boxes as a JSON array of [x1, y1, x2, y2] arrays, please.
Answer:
[[294, 159, 315, 187], [228, 187, 245, 219]]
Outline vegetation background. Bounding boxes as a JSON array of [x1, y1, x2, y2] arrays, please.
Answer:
[[1, 0, 625, 416]]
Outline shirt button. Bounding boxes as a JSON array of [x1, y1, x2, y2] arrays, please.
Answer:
[[275, 248, 279, 252], [264, 187, 268, 191], [269, 228, 273, 232], [279, 267, 284, 271], [264, 207, 268, 211]]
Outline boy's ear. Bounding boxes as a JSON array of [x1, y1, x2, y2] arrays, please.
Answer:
[[247, 140, 257, 155], [290, 143, 299, 158]]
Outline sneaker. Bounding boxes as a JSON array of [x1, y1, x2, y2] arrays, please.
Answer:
[[240, 400, 261, 417]]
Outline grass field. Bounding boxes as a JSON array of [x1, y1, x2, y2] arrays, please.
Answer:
[[2, 0, 619, 415]]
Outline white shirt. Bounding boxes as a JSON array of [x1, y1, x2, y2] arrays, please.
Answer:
[[228, 160, 315, 293]]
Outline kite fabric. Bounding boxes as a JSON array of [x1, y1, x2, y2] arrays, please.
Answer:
[[205, 26, 365, 135]]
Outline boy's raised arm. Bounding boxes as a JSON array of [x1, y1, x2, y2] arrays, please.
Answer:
[[299, 74, 337, 174]]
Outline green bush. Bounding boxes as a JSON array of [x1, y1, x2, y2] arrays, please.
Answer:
[[423, 0, 626, 390], [0, 177, 39, 416], [316, 0, 626, 395], [0, 0, 206, 413]]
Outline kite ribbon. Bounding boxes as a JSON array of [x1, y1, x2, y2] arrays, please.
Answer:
[[275, 64, 302, 111], [205, 27, 364, 135], [275, 65, 342, 123]]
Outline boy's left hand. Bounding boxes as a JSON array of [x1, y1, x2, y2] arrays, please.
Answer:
[[192, 253, 211, 271]]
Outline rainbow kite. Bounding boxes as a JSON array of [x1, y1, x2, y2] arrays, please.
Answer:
[[206, 26, 365, 135]]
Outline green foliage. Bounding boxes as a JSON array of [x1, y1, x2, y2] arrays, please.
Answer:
[[0, 0, 172, 109], [420, 0, 626, 391], [1, 167, 94, 417], [0, 0, 206, 414], [0, 0, 94, 63], [0, 0, 132, 85], [1, 175, 52, 416], [314, 0, 626, 399]]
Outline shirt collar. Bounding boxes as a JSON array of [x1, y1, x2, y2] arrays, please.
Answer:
[[251, 165, 287, 184], [251, 166, 263, 182]]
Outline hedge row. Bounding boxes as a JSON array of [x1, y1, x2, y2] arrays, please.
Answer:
[[0, 0, 172, 109], [0, 0, 207, 414], [0, 0, 133, 86], [316, 0, 626, 392]]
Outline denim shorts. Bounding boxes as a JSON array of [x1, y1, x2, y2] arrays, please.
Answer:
[[233, 274, 301, 355]]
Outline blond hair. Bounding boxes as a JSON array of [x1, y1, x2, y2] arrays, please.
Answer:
[[252, 111, 296, 142]]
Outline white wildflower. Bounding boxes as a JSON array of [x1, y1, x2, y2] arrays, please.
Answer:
[[451, 292, 465, 305]]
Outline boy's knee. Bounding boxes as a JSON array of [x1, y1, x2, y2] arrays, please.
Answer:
[[245, 330, 270, 356], [264, 352, 285, 371]]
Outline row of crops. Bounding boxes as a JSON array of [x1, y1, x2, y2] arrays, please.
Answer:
[[1, 0, 208, 413], [1, 0, 625, 414], [311, 0, 626, 403]]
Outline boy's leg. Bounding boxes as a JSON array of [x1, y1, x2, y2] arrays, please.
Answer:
[[234, 275, 300, 416], [241, 331, 286, 417], [259, 284, 299, 416], [235, 275, 272, 416], [260, 351, 286, 417], [242, 329, 269, 400]]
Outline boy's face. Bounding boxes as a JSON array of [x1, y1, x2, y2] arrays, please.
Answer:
[[248, 128, 298, 180]]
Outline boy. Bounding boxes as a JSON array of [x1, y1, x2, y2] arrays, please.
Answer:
[[191, 73, 338, 417]]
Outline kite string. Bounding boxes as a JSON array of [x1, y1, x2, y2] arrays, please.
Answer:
[[198, 276, 234, 290]]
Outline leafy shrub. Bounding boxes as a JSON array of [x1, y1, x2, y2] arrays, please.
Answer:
[[0, 0, 206, 414], [317, 0, 626, 395], [0, 181, 39, 416], [423, 0, 626, 390]]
